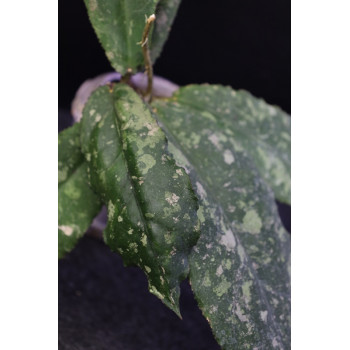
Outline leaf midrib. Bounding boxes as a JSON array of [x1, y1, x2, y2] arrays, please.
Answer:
[[106, 90, 176, 295], [108, 92, 152, 239]]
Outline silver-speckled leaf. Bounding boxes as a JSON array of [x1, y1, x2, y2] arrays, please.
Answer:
[[165, 85, 291, 204], [58, 123, 102, 259], [80, 83, 200, 316], [83, 0, 158, 75], [152, 84, 291, 349], [150, 0, 182, 62]]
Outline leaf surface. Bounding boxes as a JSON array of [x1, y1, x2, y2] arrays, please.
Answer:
[[83, 0, 158, 75], [58, 123, 102, 259], [150, 0, 182, 62], [165, 85, 291, 204], [152, 85, 291, 349], [80, 83, 199, 316]]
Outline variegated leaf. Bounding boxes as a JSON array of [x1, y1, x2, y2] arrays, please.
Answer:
[[80, 83, 200, 316], [152, 84, 291, 349], [83, 0, 158, 75], [58, 123, 102, 259], [163, 85, 291, 204]]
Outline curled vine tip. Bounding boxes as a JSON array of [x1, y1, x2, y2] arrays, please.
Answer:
[[148, 14, 156, 23]]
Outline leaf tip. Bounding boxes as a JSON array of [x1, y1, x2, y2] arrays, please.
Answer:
[[148, 283, 182, 318]]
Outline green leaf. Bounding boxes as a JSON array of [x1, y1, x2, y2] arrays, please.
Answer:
[[83, 0, 158, 75], [162, 85, 291, 204], [80, 83, 200, 316], [150, 0, 182, 62], [152, 84, 291, 349], [58, 123, 102, 259]]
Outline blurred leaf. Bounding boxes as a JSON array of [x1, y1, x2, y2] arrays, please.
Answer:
[[151, 0, 182, 62], [58, 123, 102, 259], [153, 84, 291, 349], [162, 85, 291, 204]]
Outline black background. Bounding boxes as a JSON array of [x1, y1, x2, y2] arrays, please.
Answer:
[[59, 1, 290, 349], [59, 0, 290, 113]]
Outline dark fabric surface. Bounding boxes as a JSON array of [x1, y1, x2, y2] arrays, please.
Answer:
[[59, 236, 220, 350]]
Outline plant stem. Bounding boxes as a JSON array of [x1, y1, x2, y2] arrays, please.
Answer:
[[121, 68, 133, 84], [140, 14, 156, 102]]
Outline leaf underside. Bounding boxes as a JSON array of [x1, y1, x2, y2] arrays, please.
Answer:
[[152, 85, 291, 349], [58, 123, 102, 259], [80, 83, 200, 316]]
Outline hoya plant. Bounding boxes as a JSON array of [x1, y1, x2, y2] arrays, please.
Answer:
[[58, 1, 291, 349]]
